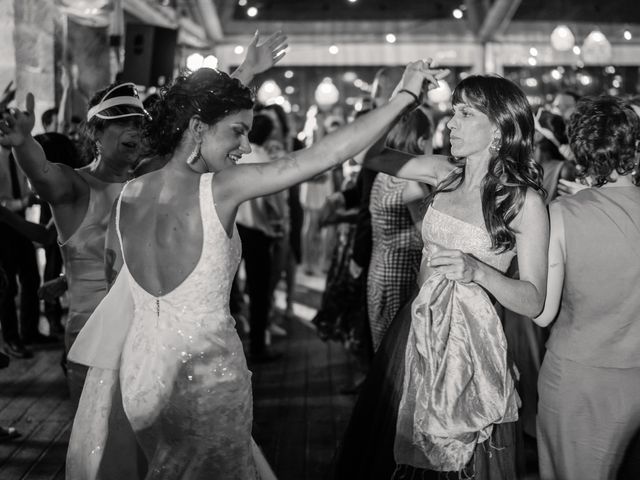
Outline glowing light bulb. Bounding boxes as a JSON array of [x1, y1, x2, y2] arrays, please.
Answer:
[[452, 8, 463, 19], [247, 6, 258, 17], [385, 33, 397, 44]]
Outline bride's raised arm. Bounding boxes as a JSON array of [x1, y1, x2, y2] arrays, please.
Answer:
[[216, 61, 448, 206]]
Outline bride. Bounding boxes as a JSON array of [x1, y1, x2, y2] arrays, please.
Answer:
[[59, 61, 447, 479]]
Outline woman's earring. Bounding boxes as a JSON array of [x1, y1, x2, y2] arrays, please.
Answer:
[[489, 135, 501, 156], [187, 142, 202, 166], [94, 140, 103, 160]]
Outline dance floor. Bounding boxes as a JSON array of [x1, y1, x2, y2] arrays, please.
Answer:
[[0, 273, 361, 480]]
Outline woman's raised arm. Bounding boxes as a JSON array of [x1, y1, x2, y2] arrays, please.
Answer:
[[217, 61, 449, 206], [0, 94, 86, 205]]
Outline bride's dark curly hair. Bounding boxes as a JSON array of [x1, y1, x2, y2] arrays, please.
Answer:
[[429, 75, 544, 252], [142, 68, 254, 156]]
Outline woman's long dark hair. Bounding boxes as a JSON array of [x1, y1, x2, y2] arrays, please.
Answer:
[[429, 75, 544, 252]]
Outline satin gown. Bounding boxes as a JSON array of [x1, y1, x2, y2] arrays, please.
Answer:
[[67, 173, 271, 479], [333, 203, 519, 480]]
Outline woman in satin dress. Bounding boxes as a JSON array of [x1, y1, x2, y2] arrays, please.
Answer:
[[58, 61, 447, 479], [333, 75, 549, 479]]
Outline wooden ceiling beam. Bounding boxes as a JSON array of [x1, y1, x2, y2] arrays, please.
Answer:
[[464, 0, 485, 36], [477, 0, 522, 43], [195, 0, 225, 41]]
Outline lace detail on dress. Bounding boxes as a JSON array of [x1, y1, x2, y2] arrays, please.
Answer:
[[116, 173, 257, 479], [422, 207, 514, 273]]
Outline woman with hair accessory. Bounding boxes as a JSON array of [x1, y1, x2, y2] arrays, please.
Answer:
[[335, 74, 549, 479], [534, 96, 640, 480], [59, 61, 447, 479], [1, 82, 150, 403], [0, 32, 288, 407]]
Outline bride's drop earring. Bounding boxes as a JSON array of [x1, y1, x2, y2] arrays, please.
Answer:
[[187, 142, 202, 166]]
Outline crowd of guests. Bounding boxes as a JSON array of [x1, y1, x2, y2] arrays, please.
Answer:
[[0, 32, 638, 480]]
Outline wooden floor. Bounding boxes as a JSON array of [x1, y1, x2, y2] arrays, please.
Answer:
[[0, 273, 360, 480]]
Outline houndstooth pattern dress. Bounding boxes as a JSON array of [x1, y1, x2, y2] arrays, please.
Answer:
[[367, 173, 422, 351]]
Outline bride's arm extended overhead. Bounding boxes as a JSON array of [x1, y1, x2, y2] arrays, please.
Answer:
[[216, 60, 449, 207]]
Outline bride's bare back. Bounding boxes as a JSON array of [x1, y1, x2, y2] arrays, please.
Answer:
[[117, 170, 207, 298]]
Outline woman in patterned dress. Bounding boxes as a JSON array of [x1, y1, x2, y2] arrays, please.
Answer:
[[367, 107, 432, 350]]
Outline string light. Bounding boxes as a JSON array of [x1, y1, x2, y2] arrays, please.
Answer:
[[452, 8, 463, 19], [624, 30, 632, 40], [234, 45, 244, 55], [385, 33, 397, 44], [284, 70, 294, 79], [529, 47, 538, 56], [572, 45, 581, 55], [247, 6, 258, 17], [239, 0, 247, 5], [528, 57, 537, 66], [329, 45, 339, 55]]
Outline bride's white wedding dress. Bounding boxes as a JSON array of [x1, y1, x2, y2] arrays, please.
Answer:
[[66, 173, 275, 479]]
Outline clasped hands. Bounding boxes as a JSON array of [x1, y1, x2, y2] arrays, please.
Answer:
[[395, 59, 450, 104]]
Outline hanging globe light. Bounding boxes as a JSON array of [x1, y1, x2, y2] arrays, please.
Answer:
[[582, 29, 612, 64], [550, 25, 575, 52], [257, 80, 282, 105], [427, 79, 452, 104], [314, 78, 339, 109], [186, 53, 204, 71]]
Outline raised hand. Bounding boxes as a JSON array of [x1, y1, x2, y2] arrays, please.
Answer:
[[0, 93, 35, 148], [396, 59, 450, 103], [242, 30, 288, 75]]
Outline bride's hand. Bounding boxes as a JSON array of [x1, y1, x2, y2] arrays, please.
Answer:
[[427, 248, 480, 283], [242, 30, 288, 75], [395, 59, 450, 102]]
